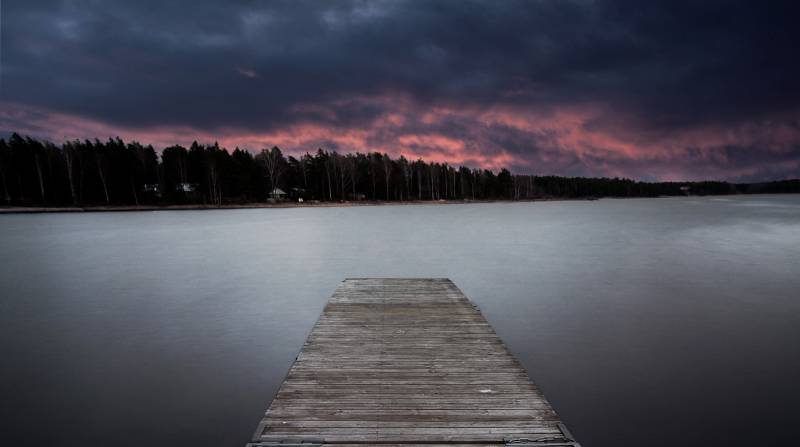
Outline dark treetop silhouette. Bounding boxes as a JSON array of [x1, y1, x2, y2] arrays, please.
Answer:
[[0, 133, 797, 207]]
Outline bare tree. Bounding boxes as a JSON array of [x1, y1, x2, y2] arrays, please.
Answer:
[[324, 152, 334, 200], [95, 152, 110, 204], [416, 161, 423, 200], [333, 153, 357, 200], [368, 153, 379, 199], [428, 163, 439, 200], [257, 146, 286, 198], [33, 150, 46, 203], [333, 153, 349, 200], [470, 169, 477, 200], [207, 161, 220, 205], [63, 143, 78, 205], [398, 156, 410, 201], [442, 163, 450, 199], [381, 153, 392, 200], [347, 155, 360, 198], [513, 175, 522, 200], [300, 153, 311, 188], [451, 166, 457, 199]]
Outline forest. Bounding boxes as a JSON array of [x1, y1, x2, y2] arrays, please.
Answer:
[[0, 133, 798, 207]]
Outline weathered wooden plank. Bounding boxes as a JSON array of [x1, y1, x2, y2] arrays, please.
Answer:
[[247, 278, 576, 446]]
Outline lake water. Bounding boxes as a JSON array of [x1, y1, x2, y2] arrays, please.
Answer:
[[1, 195, 799, 447]]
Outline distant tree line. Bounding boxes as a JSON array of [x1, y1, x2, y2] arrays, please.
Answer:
[[0, 133, 797, 206]]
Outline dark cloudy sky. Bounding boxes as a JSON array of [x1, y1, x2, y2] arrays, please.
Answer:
[[2, 0, 799, 181]]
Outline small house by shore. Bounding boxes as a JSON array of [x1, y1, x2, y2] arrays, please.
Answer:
[[176, 183, 197, 193], [269, 188, 286, 200]]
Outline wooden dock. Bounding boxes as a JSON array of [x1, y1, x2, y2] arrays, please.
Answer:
[[247, 278, 578, 446]]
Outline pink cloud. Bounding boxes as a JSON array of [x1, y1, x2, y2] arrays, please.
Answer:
[[2, 97, 799, 181]]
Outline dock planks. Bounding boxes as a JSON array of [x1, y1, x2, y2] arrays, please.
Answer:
[[247, 278, 578, 446]]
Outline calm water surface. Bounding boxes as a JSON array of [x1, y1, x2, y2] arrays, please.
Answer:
[[1, 196, 799, 447]]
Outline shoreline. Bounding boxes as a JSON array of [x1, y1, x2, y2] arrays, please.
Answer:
[[0, 197, 603, 214], [0, 193, 795, 214]]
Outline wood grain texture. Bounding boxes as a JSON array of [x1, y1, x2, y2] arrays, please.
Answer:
[[247, 278, 573, 445]]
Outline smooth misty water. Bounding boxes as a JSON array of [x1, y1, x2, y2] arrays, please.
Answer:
[[1, 196, 799, 447]]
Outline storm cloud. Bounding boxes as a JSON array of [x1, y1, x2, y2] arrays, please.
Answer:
[[2, 0, 799, 180]]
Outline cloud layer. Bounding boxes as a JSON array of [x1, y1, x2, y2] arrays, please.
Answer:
[[2, 0, 799, 181]]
